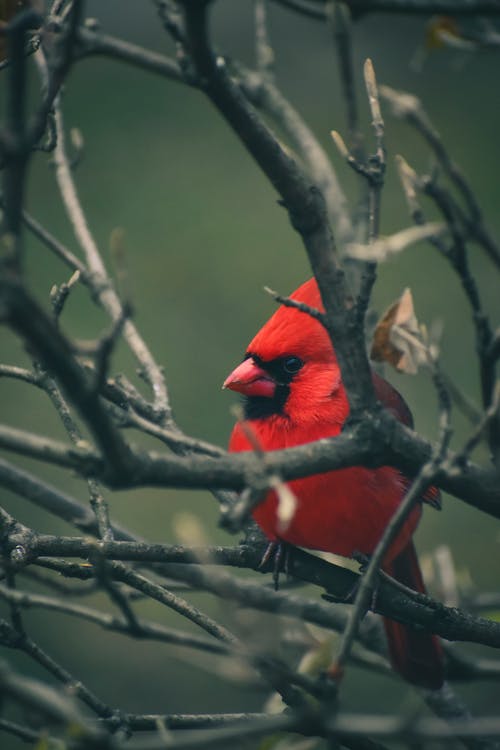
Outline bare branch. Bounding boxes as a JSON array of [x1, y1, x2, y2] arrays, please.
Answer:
[[0, 10, 40, 265], [0, 413, 498, 518], [264, 285, 325, 322], [254, 0, 275, 76], [77, 25, 183, 81], [0, 4, 499, 745], [272, 0, 500, 18], [0, 281, 135, 477], [0, 618, 115, 718], [381, 84, 500, 270], [0, 456, 136, 540], [0, 659, 103, 738], [46, 84, 171, 421], [0, 583, 232, 656]]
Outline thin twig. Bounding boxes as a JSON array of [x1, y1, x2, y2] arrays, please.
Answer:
[[395, 152, 497, 450], [264, 285, 326, 322], [254, 0, 275, 77], [0, 10, 38, 266], [0, 455, 136, 540], [37, 57, 171, 421], [0, 618, 115, 718], [0, 582, 232, 656], [381, 84, 500, 269], [272, 0, 500, 18], [329, 2, 362, 155], [0, 659, 102, 737], [356, 58, 386, 320]]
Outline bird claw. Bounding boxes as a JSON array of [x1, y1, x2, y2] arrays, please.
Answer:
[[258, 540, 278, 569], [259, 541, 291, 591], [352, 550, 370, 572]]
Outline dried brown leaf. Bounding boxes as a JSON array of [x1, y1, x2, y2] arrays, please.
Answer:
[[370, 288, 428, 374]]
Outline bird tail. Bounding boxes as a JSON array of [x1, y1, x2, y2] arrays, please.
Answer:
[[383, 541, 444, 689]]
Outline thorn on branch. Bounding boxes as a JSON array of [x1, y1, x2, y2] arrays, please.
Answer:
[[34, 109, 57, 154], [109, 226, 134, 314], [487, 329, 500, 365], [68, 125, 84, 167], [50, 268, 81, 320], [254, 0, 275, 78], [330, 58, 385, 190], [93, 304, 132, 393]]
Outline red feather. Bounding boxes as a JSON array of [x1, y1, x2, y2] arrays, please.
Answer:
[[226, 278, 444, 689], [384, 542, 443, 689]]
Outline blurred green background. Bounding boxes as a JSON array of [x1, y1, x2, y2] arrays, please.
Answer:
[[1, 1, 500, 746]]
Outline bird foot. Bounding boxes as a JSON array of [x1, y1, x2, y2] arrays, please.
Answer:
[[258, 540, 291, 591], [351, 550, 370, 572]]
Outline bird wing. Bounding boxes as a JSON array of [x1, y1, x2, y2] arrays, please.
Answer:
[[373, 372, 441, 510]]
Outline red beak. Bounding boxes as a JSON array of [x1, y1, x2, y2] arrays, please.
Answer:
[[223, 358, 276, 398]]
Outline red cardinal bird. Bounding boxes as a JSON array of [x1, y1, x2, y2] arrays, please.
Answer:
[[224, 278, 443, 689]]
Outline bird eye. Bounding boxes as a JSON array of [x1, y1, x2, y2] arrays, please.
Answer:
[[282, 356, 303, 375]]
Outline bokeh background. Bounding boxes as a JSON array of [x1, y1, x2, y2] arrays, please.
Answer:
[[1, 2, 500, 747]]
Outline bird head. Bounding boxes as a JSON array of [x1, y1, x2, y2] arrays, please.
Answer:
[[223, 279, 346, 424]]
